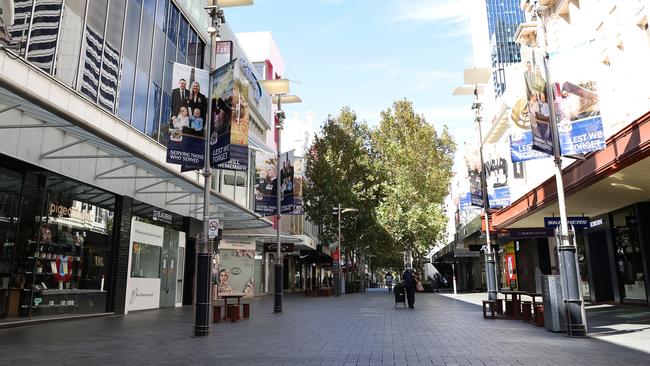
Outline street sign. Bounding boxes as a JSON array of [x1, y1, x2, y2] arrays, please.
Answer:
[[544, 217, 590, 229], [208, 219, 219, 239]]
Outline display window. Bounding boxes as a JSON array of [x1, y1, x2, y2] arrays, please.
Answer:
[[612, 208, 647, 303], [1, 169, 115, 321]]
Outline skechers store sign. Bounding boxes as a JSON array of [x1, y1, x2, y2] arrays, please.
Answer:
[[544, 217, 590, 229]]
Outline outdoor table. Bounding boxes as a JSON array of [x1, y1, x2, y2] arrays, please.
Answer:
[[525, 292, 543, 305], [218, 293, 245, 321], [500, 289, 527, 318]]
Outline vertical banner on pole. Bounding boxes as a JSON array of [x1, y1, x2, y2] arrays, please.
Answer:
[[209, 60, 236, 168], [254, 150, 296, 215], [166, 63, 210, 167], [521, 46, 554, 155], [464, 142, 483, 207]]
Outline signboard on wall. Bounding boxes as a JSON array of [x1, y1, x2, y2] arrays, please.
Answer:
[[263, 243, 294, 253], [126, 220, 164, 313], [220, 239, 255, 251], [544, 217, 590, 229]]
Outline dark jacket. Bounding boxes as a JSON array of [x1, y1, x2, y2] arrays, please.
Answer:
[[402, 269, 417, 288]]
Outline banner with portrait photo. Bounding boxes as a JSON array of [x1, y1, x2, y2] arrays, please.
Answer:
[[521, 46, 553, 155], [254, 151, 277, 216], [484, 145, 511, 209], [166, 63, 209, 167], [253, 150, 296, 215], [289, 156, 304, 215], [464, 142, 483, 207], [215, 249, 255, 298], [549, 43, 605, 156]]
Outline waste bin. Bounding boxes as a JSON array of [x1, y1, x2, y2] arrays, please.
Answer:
[[541, 275, 566, 332]]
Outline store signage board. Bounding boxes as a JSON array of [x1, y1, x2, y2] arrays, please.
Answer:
[[508, 228, 554, 239], [544, 217, 590, 229], [590, 218, 603, 228], [208, 219, 219, 239], [220, 239, 255, 251], [152, 209, 173, 225], [454, 250, 480, 258], [263, 243, 294, 253]]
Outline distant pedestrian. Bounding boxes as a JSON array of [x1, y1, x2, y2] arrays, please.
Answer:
[[385, 272, 394, 293], [402, 264, 419, 309]]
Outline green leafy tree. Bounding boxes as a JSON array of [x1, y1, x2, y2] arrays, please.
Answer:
[[372, 100, 456, 266]]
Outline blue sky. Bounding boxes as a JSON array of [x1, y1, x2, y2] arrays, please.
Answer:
[[226, 0, 478, 145]]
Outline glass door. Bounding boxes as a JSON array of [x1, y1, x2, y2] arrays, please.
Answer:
[[0, 168, 23, 320], [612, 209, 647, 304], [159, 228, 178, 308]]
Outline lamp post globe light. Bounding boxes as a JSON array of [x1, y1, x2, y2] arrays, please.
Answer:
[[453, 67, 498, 303], [333, 205, 358, 296], [193, 0, 254, 338], [259, 79, 301, 313]]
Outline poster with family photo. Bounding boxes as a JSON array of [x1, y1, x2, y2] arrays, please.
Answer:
[[165, 63, 209, 168], [483, 146, 511, 209], [209, 59, 250, 172], [521, 46, 554, 156]]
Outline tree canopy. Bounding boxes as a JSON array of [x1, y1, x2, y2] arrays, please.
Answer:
[[303, 100, 455, 271]]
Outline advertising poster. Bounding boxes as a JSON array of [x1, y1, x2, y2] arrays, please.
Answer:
[[254, 150, 297, 215], [484, 146, 511, 209], [165, 63, 209, 168], [550, 43, 605, 156], [464, 142, 483, 207], [216, 249, 255, 297], [290, 156, 305, 215], [521, 46, 554, 155], [459, 193, 471, 211], [254, 151, 277, 216], [209, 60, 236, 168], [510, 132, 549, 163]]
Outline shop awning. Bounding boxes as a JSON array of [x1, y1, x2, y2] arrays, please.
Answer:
[[0, 54, 270, 230], [492, 111, 650, 229], [222, 227, 301, 243]]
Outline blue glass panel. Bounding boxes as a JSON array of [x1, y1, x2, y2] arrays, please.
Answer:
[[132, 70, 149, 132]]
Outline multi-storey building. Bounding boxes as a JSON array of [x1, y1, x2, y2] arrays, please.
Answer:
[[0, 0, 283, 325]]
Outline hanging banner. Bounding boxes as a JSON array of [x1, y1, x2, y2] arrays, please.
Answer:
[[464, 142, 483, 207], [521, 46, 553, 155], [459, 193, 471, 211], [290, 156, 305, 215], [550, 42, 605, 156], [166, 63, 209, 167], [510, 132, 549, 163], [254, 150, 296, 215], [254, 151, 277, 216], [484, 146, 511, 209]]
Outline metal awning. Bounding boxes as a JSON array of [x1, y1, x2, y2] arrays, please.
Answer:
[[0, 55, 270, 230], [222, 227, 301, 243]]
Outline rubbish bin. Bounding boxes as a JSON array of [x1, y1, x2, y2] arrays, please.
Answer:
[[541, 275, 566, 332]]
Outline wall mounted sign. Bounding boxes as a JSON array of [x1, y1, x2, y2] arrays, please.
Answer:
[[152, 209, 173, 225], [263, 243, 294, 253], [544, 217, 589, 229]]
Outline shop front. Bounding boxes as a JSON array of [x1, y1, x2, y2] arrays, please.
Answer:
[[0, 160, 115, 322]]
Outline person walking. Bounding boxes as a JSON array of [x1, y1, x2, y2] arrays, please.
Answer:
[[385, 272, 394, 293], [402, 264, 418, 309]]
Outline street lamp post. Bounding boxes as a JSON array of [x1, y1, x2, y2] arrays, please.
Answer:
[[333, 204, 358, 296], [453, 68, 498, 303], [260, 79, 301, 313], [195, 0, 253, 338], [530, 1, 586, 336]]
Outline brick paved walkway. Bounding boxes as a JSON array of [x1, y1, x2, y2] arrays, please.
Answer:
[[0, 290, 648, 365]]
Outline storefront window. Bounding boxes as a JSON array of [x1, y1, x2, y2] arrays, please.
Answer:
[[0, 171, 115, 321], [612, 208, 647, 303], [576, 234, 590, 300], [131, 243, 161, 278]]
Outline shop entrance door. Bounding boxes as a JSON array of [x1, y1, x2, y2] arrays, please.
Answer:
[[160, 229, 179, 308], [587, 229, 614, 302], [0, 168, 23, 320]]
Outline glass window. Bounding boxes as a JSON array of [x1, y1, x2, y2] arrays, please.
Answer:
[[26, 0, 63, 73], [131, 243, 161, 278], [159, 91, 171, 144], [54, 0, 86, 88], [79, 0, 108, 102], [612, 208, 647, 303], [196, 42, 204, 69], [166, 3, 179, 45], [132, 70, 149, 132], [145, 82, 161, 138], [1, 1, 33, 56], [116, 0, 142, 122], [98, 0, 126, 113], [187, 30, 197, 67], [177, 17, 188, 63], [155, 0, 167, 29]]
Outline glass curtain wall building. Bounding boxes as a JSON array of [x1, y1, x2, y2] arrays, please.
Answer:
[[485, 0, 525, 96], [0, 0, 205, 143]]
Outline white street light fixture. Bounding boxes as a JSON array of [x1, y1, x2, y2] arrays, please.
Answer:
[[261, 78, 301, 313], [211, 0, 253, 7]]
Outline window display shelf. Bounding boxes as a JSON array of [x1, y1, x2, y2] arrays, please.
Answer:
[[22, 304, 79, 309], [28, 257, 80, 262], [42, 289, 106, 295]]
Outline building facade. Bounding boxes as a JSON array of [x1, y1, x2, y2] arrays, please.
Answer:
[[0, 0, 277, 325]]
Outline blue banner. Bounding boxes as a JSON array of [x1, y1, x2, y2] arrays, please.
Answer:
[[488, 186, 511, 209], [459, 193, 471, 210], [166, 63, 210, 168], [559, 116, 605, 156], [510, 132, 549, 163]]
